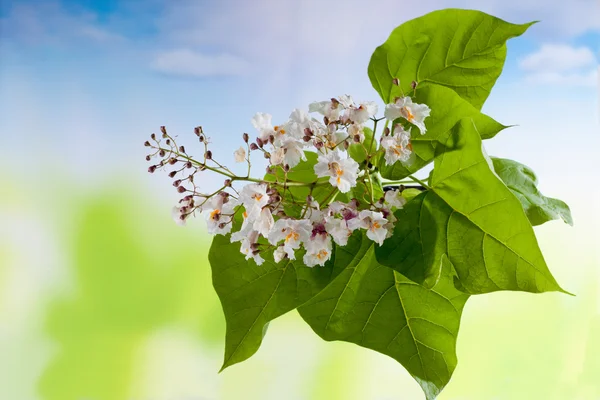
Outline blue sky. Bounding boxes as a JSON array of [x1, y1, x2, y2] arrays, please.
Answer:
[[0, 0, 598, 197]]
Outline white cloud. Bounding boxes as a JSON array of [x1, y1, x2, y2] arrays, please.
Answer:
[[519, 44, 596, 72], [150, 49, 250, 77], [519, 44, 598, 87]]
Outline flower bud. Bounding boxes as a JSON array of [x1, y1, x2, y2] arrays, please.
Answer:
[[220, 191, 230, 199], [353, 134, 361, 143], [269, 135, 275, 144], [304, 127, 313, 137], [168, 171, 177, 178], [199, 135, 205, 142], [256, 138, 264, 148], [145, 155, 151, 161], [179, 145, 186, 153], [243, 133, 249, 143], [159, 149, 166, 157], [148, 165, 157, 173], [177, 186, 186, 193], [160, 126, 167, 136], [185, 161, 193, 169], [392, 77, 400, 86], [173, 179, 182, 187], [166, 139, 171, 145], [315, 141, 324, 150], [303, 135, 312, 142], [383, 127, 390, 136], [224, 179, 232, 187], [264, 152, 271, 159], [250, 143, 259, 151], [306, 195, 314, 203], [411, 80, 418, 90], [144, 141, 151, 147], [150, 133, 156, 140], [283, 164, 290, 172], [168, 158, 177, 165], [205, 151, 212, 160]]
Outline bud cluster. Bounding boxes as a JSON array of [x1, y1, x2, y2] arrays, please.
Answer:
[[145, 90, 431, 267]]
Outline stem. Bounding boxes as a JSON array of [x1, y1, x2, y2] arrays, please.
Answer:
[[408, 174, 430, 189]]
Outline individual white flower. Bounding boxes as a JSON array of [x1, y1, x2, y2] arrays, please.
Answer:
[[348, 210, 389, 245], [253, 207, 275, 237], [230, 208, 253, 243], [348, 101, 378, 124], [239, 183, 269, 220], [270, 147, 286, 166], [324, 217, 353, 246], [384, 189, 407, 209], [384, 96, 430, 134], [309, 98, 344, 121], [251, 112, 276, 141], [380, 125, 413, 166], [303, 232, 333, 267], [204, 195, 237, 235], [268, 218, 312, 260], [286, 108, 325, 140], [273, 245, 287, 263], [234, 146, 246, 163], [314, 151, 359, 193], [238, 230, 264, 265]]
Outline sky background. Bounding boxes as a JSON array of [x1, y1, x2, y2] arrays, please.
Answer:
[[0, 1, 599, 399]]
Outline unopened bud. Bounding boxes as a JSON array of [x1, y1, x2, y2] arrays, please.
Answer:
[[250, 143, 259, 151], [392, 77, 400, 86], [166, 139, 171, 145], [383, 127, 390, 136], [220, 191, 230, 199], [179, 145, 186, 153], [256, 138, 264, 148], [194, 126, 201, 136], [315, 141, 324, 150], [243, 133, 249, 143], [353, 134, 361, 143], [269, 194, 281, 203], [177, 186, 186, 193], [266, 165, 274, 174], [173, 179, 182, 187], [344, 140, 350, 150], [303, 135, 312, 142], [148, 165, 157, 173], [144, 141, 151, 147], [224, 179, 232, 187], [283, 164, 290, 172], [199, 135, 205, 143], [219, 222, 228, 229], [145, 155, 151, 161], [323, 116, 329, 125], [205, 151, 212, 160], [304, 127, 313, 136], [160, 125, 167, 135], [150, 133, 156, 140], [264, 152, 271, 159], [185, 161, 192, 169], [168, 158, 177, 165], [159, 149, 166, 157], [306, 195, 314, 203], [411, 80, 418, 90], [269, 135, 275, 144], [168, 171, 177, 178]]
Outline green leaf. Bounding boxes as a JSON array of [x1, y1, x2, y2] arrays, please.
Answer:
[[298, 233, 469, 400], [368, 8, 534, 109], [209, 234, 338, 370], [491, 157, 573, 226], [377, 119, 566, 294], [379, 85, 506, 180], [348, 127, 376, 163]]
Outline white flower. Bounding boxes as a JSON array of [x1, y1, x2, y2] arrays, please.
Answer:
[[237, 230, 264, 265], [253, 207, 275, 237], [268, 218, 312, 260], [384, 189, 407, 209], [314, 151, 359, 193], [303, 232, 333, 267], [269, 141, 306, 168], [234, 146, 246, 163], [270, 147, 286, 166], [251, 112, 276, 141], [309, 98, 344, 121], [324, 217, 353, 246], [204, 195, 237, 235], [384, 96, 430, 134], [239, 183, 269, 220], [348, 210, 389, 245], [348, 101, 378, 124], [381, 125, 413, 166], [273, 246, 287, 263], [286, 108, 325, 140]]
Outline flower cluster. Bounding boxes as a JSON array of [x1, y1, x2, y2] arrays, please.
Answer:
[[145, 90, 430, 267]]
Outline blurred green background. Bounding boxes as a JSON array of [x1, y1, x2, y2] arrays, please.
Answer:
[[0, 0, 599, 399]]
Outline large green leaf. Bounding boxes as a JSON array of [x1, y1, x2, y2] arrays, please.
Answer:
[[368, 9, 533, 109], [210, 234, 338, 370], [379, 85, 506, 180], [377, 119, 566, 294], [492, 157, 573, 226], [298, 233, 469, 400]]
